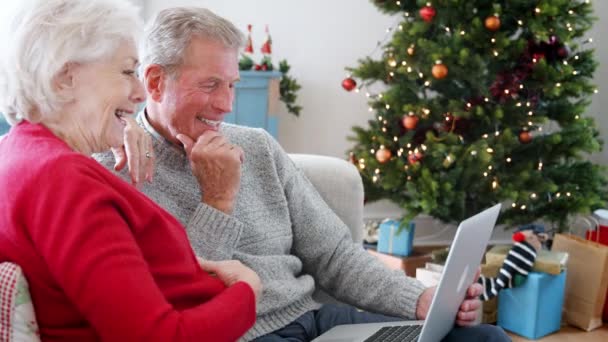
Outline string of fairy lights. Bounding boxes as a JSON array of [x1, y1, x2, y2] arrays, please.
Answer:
[[344, 0, 599, 212]]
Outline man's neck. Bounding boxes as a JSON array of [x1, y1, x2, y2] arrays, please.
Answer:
[[143, 106, 179, 146]]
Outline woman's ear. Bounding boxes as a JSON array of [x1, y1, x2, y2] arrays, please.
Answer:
[[144, 64, 166, 102], [53, 62, 77, 98]]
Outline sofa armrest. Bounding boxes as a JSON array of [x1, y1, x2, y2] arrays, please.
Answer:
[[288, 154, 364, 244]]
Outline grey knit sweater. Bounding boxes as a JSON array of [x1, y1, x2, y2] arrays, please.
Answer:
[[94, 113, 427, 341]]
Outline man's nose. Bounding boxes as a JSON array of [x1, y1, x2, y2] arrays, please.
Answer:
[[212, 86, 234, 114]]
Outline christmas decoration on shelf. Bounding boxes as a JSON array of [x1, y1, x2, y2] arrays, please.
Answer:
[[342, 77, 357, 92], [279, 60, 302, 116], [344, 0, 606, 232], [239, 25, 302, 117], [260, 25, 272, 55], [244, 24, 254, 54]]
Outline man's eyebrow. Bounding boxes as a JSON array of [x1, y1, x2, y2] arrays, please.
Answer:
[[199, 77, 240, 85]]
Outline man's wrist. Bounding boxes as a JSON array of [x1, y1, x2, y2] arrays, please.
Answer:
[[415, 287, 434, 320], [202, 196, 235, 214]]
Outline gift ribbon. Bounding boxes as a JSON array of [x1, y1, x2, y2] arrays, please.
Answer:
[[388, 225, 395, 254]]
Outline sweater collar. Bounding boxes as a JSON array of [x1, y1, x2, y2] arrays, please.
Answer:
[[137, 109, 188, 163]]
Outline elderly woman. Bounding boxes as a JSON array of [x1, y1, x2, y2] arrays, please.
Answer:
[[0, 0, 260, 341]]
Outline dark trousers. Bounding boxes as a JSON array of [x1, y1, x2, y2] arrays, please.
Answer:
[[252, 304, 510, 342]]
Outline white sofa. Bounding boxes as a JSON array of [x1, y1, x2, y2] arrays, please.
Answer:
[[0, 154, 366, 340], [289, 154, 365, 243]]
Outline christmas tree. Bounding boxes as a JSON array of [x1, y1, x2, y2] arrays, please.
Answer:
[[346, 0, 606, 231]]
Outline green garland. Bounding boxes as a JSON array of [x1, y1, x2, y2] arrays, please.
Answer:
[[278, 60, 302, 117], [239, 55, 302, 117]]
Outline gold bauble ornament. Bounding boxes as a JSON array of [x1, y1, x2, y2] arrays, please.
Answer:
[[432, 63, 448, 79], [485, 15, 501, 31], [375, 148, 392, 163]]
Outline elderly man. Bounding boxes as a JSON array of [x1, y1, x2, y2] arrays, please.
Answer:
[[96, 7, 510, 342]]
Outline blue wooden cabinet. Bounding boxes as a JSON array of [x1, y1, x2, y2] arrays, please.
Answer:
[[227, 70, 282, 138]]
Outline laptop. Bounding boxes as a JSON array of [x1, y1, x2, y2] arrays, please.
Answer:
[[313, 203, 502, 342]]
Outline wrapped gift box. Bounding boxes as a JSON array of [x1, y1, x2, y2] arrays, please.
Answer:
[[377, 220, 415, 257], [366, 247, 433, 277], [480, 263, 501, 324], [415, 262, 444, 287], [498, 271, 566, 340], [586, 227, 608, 244], [486, 245, 568, 275]]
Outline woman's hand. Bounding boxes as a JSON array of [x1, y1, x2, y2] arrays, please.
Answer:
[[111, 117, 154, 186], [197, 258, 262, 302]]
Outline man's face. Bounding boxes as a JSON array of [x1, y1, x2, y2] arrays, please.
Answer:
[[155, 36, 239, 143]]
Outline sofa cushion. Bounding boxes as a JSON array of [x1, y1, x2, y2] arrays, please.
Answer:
[[0, 262, 40, 341]]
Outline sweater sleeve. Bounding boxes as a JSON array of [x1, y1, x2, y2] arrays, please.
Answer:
[[185, 203, 245, 261], [262, 132, 427, 319], [26, 157, 255, 341], [93, 148, 246, 262]]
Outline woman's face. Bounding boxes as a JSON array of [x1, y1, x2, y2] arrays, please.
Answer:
[[66, 40, 145, 153]]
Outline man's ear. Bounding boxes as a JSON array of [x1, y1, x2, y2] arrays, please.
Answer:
[[144, 64, 167, 102]]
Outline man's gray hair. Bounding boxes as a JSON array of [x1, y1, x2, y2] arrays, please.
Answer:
[[0, 0, 142, 124], [142, 7, 245, 75]]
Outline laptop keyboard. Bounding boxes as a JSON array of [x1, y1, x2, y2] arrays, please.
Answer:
[[363, 325, 422, 342]]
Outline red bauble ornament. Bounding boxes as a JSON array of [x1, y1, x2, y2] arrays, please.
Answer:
[[485, 16, 501, 31], [519, 131, 532, 144], [408, 151, 423, 165], [342, 77, 357, 92], [419, 6, 436, 22], [432, 63, 448, 79], [402, 115, 419, 130], [532, 52, 545, 62], [349, 152, 357, 165], [557, 45, 570, 59], [376, 148, 392, 163]]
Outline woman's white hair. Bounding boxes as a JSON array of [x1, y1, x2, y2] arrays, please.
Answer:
[[142, 7, 245, 76], [0, 0, 142, 125]]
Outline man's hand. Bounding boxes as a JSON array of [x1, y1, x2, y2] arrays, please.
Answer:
[[415, 270, 482, 326], [455, 282, 482, 326], [176, 131, 244, 214], [112, 117, 154, 186], [197, 258, 262, 302]]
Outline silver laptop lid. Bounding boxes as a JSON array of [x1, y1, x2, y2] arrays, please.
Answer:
[[417, 203, 501, 342]]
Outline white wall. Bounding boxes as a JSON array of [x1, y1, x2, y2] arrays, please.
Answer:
[[143, 0, 607, 242], [143, 0, 606, 161], [143, 0, 397, 159], [588, 0, 608, 165]]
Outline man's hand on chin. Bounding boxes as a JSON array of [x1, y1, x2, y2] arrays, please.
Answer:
[[176, 131, 244, 215]]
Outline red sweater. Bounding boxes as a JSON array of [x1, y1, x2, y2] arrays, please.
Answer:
[[0, 122, 255, 341]]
